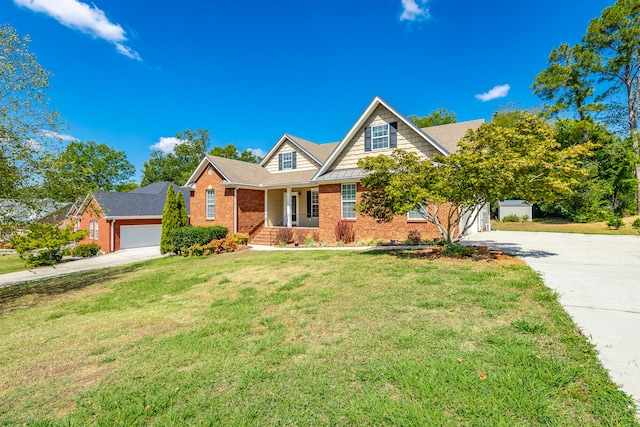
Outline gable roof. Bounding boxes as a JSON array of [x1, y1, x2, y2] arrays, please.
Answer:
[[421, 119, 484, 154], [82, 182, 190, 218], [260, 134, 338, 167], [312, 96, 450, 180]]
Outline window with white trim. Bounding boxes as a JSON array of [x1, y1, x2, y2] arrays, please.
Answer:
[[341, 184, 356, 219], [206, 189, 215, 218], [311, 190, 319, 218], [89, 220, 98, 239], [282, 152, 293, 169], [371, 123, 390, 150], [408, 205, 428, 220]]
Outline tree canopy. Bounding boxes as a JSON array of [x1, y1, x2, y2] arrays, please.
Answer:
[[40, 140, 135, 202], [408, 108, 457, 128], [357, 112, 589, 244], [209, 144, 262, 163], [141, 128, 210, 186], [0, 24, 62, 202]]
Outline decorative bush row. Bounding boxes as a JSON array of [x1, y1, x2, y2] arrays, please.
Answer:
[[171, 225, 228, 254], [184, 235, 249, 256]]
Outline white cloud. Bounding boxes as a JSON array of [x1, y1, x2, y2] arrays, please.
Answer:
[[475, 84, 511, 102], [248, 148, 266, 158], [13, 0, 141, 61], [40, 130, 77, 141], [400, 0, 430, 22], [150, 137, 186, 154]]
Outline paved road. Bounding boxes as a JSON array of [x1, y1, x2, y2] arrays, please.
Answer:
[[464, 231, 640, 411], [0, 246, 163, 288]]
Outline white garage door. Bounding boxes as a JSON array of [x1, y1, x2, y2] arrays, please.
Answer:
[[120, 225, 162, 249]]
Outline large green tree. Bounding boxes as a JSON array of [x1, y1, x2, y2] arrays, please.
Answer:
[[41, 140, 135, 202], [209, 144, 262, 163], [532, 43, 602, 125], [0, 24, 62, 202], [141, 128, 210, 186], [584, 0, 640, 212], [408, 108, 457, 128], [356, 112, 589, 244], [537, 119, 637, 220]]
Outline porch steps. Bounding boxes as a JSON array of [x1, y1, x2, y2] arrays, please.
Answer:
[[250, 228, 273, 246]]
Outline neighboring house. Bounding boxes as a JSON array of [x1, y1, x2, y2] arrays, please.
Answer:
[[70, 182, 190, 253], [0, 199, 74, 242], [185, 96, 489, 244]]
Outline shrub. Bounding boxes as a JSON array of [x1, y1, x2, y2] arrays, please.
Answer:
[[295, 229, 308, 244], [501, 214, 521, 222], [231, 233, 249, 245], [521, 215, 529, 222], [185, 237, 239, 257], [334, 220, 355, 243], [304, 236, 316, 247], [11, 223, 86, 267], [311, 231, 320, 242], [71, 243, 100, 257], [442, 243, 475, 258], [407, 229, 422, 245], [171, 225, 228, 254], [632, 218, 640, 230], [607, 216, 624, 230], [275, 228, 294, 244]]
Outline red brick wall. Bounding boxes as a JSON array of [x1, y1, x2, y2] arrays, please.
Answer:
[[189, 165, 235, 232], [77, 200, 111, 253], [237, 189, 264, 236], [113, 218, 162, 251], [318, 183, 445, 242]]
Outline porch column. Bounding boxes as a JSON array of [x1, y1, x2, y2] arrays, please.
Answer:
[[286, 187, 292, 228], [264, 189, 268, 226]]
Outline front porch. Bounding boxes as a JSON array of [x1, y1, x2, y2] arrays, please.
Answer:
[[264, 187, 319, 229]]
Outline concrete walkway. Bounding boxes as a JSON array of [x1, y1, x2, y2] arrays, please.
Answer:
[[0, 246, 163, 288], [463, 231, 640, 411]]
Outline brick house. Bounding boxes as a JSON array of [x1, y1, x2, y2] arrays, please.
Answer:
[[185, 96, 490, 244], [70, 182, 190, 253]]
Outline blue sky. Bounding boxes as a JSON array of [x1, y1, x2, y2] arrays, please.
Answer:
[[2, 0, 610, 182]]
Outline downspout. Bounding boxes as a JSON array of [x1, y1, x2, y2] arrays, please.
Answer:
[[234, 187, 238, 234]]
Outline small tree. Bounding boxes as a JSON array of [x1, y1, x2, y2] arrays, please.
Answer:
[[356, 111, 589, 244], [175, 190, 189, 228], [160, 185, 179, 254], [11, 223, 86, 267]]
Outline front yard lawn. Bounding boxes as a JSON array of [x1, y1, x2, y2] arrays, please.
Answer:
[[0, 250, 636, 425], [0, 254, 26, 275], [492, 216, 640, 236]]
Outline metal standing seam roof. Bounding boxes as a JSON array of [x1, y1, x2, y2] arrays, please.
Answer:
[[93, 182, 190, 217]]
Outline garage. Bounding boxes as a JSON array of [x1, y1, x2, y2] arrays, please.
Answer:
[[120, 224, 162, 249]]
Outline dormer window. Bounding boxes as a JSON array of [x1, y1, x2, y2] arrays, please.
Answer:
[[364, 122, 398, 152], [371, 124, 389, 149], [278, 151, 297, 170]]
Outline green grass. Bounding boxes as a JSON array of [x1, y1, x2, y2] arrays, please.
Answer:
[[492, 216, 640, 236], [0, 250, 637, 426], [0, 254, 26, 275]]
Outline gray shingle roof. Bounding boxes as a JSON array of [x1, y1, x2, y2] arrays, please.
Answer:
[[207, 155, 317, 187], [286, 135, 339, 163], [93, 182, 190, 217], [421, 119, 485, 154]]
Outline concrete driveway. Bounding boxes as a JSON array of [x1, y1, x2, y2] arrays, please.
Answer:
[[463, 231, 640, 410], [0, 246, 163, 289]]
